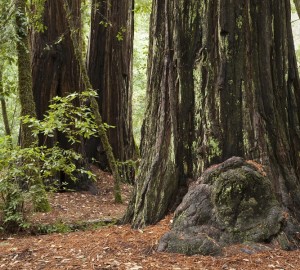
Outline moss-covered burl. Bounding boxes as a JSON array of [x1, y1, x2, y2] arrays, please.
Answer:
[[158, 157, 300, 255]]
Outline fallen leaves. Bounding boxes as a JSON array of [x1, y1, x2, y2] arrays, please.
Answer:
[[0, 167, 299, 269]]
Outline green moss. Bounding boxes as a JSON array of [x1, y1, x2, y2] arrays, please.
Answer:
[[236, 15, 243, 29], [173, 213, 187, 228], [208, 137, 222, 163]]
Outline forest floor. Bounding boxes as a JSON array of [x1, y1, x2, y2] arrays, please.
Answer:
[[0, 167, 300, 269]]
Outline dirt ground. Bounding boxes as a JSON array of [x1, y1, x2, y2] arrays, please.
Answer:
[[0, 167, 300, 270]]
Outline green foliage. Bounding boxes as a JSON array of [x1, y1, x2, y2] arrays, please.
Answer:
[[36, 221, 72, 234], [27, 0, 46, 32], [0, 91, 100, 231], [116, 26, 126, 41], [23, 90, 100, 144], [291, 0, 297, 13], [135, 0, 152, 13], [34, 218, 118, 235], [132, 1, 151, 143], [0, 0, 20, 143]]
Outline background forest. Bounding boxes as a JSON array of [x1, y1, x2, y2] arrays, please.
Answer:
[[2, 0, 300, 144], [2, 0, 300, 269], [0, 0, 151, 143], [1, 0, 300, 247], [0, 0, 152, 229]]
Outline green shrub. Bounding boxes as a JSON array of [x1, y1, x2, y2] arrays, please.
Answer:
[[0, 90, 99, 231]]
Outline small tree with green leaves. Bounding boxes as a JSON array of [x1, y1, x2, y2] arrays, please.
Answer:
[[0, 90, 98, 231]]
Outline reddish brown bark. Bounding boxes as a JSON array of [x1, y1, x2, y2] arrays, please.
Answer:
[[87, 0, 136, 182]]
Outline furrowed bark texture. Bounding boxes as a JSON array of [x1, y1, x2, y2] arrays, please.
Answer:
[[126, 0, 300, 227], [30, 0, 92, 190], [31, 0, 81, 148], [62, 0, 122, 203], [124, 0, 201, 227], [87, 0, 136, 182], [194, 0, 300, 220]]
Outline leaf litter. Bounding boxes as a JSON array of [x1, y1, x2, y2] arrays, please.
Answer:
[[0, 166, 300, 269]]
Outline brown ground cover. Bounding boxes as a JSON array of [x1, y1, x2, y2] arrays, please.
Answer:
[[0, 167, 300, 269]]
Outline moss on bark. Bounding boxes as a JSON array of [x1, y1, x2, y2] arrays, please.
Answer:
[[158, 157, 299, 255], [15, 0, 50, 212], [62, 0, 122, 203]]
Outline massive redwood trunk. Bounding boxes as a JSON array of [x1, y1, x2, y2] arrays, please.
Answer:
[[31, 0, 81, 145], [194, 0, 300, 220], [125, 0, 300, 230], [87, 0, 136, 182], [123, 0, 201, 227], [30, 0, 87, 188]]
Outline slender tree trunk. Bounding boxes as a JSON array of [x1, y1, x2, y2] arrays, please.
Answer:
[[125, 0, 300, 228], [86, 0, 136, 183], [0, 70, 11, 138], [15, 0, 49, 212], [15, 0, 37, 148]]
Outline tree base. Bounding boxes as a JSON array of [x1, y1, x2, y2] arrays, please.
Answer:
[[158, 157, 300, 255]]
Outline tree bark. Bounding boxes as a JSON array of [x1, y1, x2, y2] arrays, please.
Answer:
[[126, 0, 300, 228], [30, 0, 88, 190], [86, 0, 136, 182], [124, 0, 179, 227], [15, 0, 50, 212], [31, 0, 82, 148], [0, 70, 11, 138], [15, 0, 38, 148], [62, 0, 122, 203], [194, 0, 300, 220]]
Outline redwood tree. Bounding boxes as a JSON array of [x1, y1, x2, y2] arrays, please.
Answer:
[[31, 0, 82, 148], [30, 0, 87, 188], [87, 0, 136, 182], [124, 0, 195, 227], [126, 0, 300, 228]]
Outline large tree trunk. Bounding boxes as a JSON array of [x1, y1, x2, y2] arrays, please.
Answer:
[[30, 0, 88, 188], [62, 0, 122, 202], [124, 0, 200, 227], [194, 0, 300, 220], [31, 0, 81, 147], [86, 0, 136, 182], [126, 0, 300, 228]]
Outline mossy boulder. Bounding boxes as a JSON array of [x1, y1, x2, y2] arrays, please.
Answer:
[[158, 157, 299, 255]]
